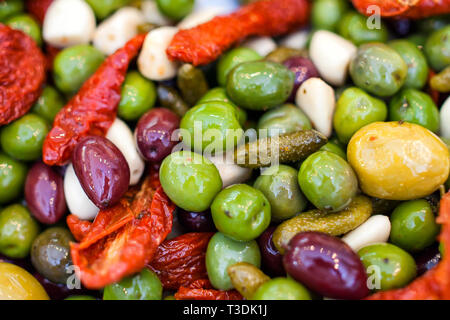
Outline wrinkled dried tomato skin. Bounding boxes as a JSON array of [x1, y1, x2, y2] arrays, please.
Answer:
[[148, 232, 214, 290], [26, 0, 54, 25], [166, 0, 310, 66], [352, 0, 450, 19], [0, 24, 46, 125], [367, 192, 450, 300], [67, 215, 92, 242], [42, 34, 146, 166], [175, 279, 243, 300], [70, 173, 176, 290]]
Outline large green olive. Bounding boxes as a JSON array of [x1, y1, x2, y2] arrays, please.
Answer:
[[217, 47, 262, 87], [0, 153, 27, 204], [350, 43, 408, 97], [338, 11, 388, 45], [425, 25, 450, 71], [257, 104, 311, 137], [31, 227, 73, 284], [311, 0, 349, 31], [226, 61, 295, 111]]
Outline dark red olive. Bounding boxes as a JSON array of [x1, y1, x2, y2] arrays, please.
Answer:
[[283, 231, 369, 300], [414, 245, 441, 276], [177, 209, 216, 232], [25, 162, 67, 224], [257, 226, 285, 277], [72, 136, 130, 209], [135, 108, 180, 163], [283, 56, 319, 101]]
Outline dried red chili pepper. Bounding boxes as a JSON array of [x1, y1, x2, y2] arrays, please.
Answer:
[[70, 172, 176, 289], [0, 24, 46, 125], [147, 232, 214, 290], [42, 33, 146, 166], [166, 0, 310, 66], [352, 0, 450, 19], [25, 0, 54, 25], [175, 279, 243, 300], [367, 191, 450, 300]]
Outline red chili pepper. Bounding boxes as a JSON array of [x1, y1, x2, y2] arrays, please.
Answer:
[[367, 191, 450, 300], [0, 24, 46, 125], [25, 0, 54, 25], [42, 34, 146, 166], [147, 232, 214, 290], [67, 214, 92, 242], [175, 279, 243, 300], [352, 0, 450, 19], [166, 0, 310, 66], [70, 172, 176, 289]]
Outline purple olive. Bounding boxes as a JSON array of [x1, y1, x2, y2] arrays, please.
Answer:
[[283, 56, 319, 101], [135, 108, 180, 163], [414, 245, 441, 276], [72, 136, 130, 209], [257, 226, 285, 277], [386, 18, 412, 37], [283, 232, 369, 300], [177, 209, 216, 232], [25, 162, 66, 224]]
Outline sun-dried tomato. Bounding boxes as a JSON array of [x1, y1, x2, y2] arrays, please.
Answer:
[[67, 214, 92, 242], [42, 33, 146, 166], [166, 0, 310, 66], [367, 191, 450, 300], [175, 279, 243, 300], [25, 0, 53, 25], [0, 24, 46, 125], [352, 0, 450, 19], [70, 172, 176, 289], [147, 232, 214, 290]]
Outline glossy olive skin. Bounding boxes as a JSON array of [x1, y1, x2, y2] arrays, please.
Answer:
[[156, 0, 194, 20], [311, 0, 349, 31], [0, 263, 49, 300], [135, 108, 180, 162], [226, 61, 295, 111], [0, 205, 39, 259], [338, 11, 388, 45], [389, 40, 429, 89], [283, 232, 369, 300], [358, 243, 417, 291], [206, 232, 261, 290], [390, 200, 439, 252], [31, 227, 73, 284], [257, 104, 311, 138], [257, 226, 285, 277], [103, 268, 162, 300], [283, 57, 319, 101], [350, 43, 407, 97], [53, 45, 104, 95], [6, 14, 42, 46], [0, 0, 24, 22], [160, 151, 222, 212], [0, 114, 49, 161], [298, 151, 358, 212], [320, 142, 346, 160], [72, 135, 130, 209], [31, 86, 65, 123], [85, 0, 130, 19], [333, 87, 387, 144], [118, 71, 156, 121], [211, 184, 271, 241], [425, 25, 450, 71], [254, 165, 307, 221], [0, 153, 27, 204], [389, 89, 440, 133], [252, 277, 311, 300], [347, 122, 450, 200], [217, 47, 262, 87], [180, 101, 242, 152], [25, 162, 66, 225], [177, 210, 216, 232]]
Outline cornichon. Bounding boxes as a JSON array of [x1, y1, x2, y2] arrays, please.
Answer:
[[157, 85, 189, 117], [177, 64, 209, 106], [273, 195, 373, 253], [265, 47, 308, 64], [234, 130, 327, 168], [227, 262, 270, 300], [430, 66, 450, 92]]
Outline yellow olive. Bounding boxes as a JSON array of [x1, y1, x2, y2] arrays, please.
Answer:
[[347, 121, 450, 200], [0, 262, 49, 300]]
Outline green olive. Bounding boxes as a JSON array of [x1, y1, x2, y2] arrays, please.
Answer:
[[0, 0, 24, 22], [338, 11, 388, 45], [425, 25, 450, 71], [6, 14, 42, 46], [0, 153, 27, 204], [156, 0, 194, 20], [85, 0, 132, 19], [217, 47, 262, 87], [311, 0, 349, 31], [252, 277, 311, 300], [31, 86, 65, 123], [257, 104, 311, 137]]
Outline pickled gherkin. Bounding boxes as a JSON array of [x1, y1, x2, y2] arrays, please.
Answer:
[[227, 262, 270, 299], [157, 85, 189, 117], [234, 130, 327, 168], [273, 195, 372, 253]]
